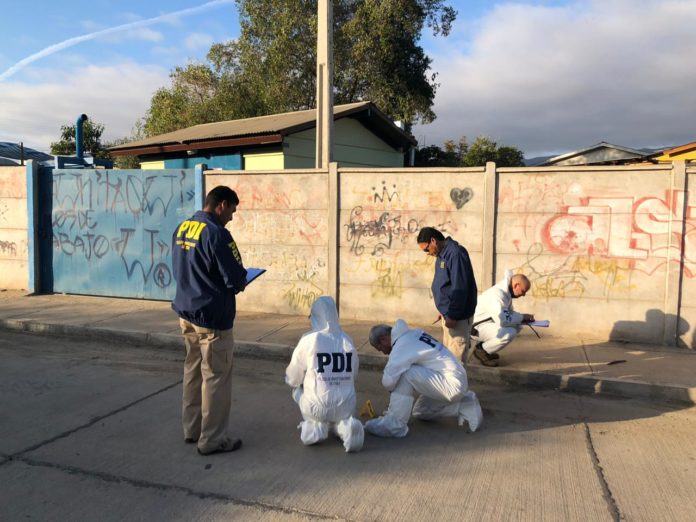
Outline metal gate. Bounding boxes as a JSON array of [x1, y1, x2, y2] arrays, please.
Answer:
[[37, 166, 196, 299]]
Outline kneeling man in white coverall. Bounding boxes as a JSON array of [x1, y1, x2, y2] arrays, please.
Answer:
[[364, 320, 483, 438], [285, 296, 364, 452], [471, 270, 534, 367]]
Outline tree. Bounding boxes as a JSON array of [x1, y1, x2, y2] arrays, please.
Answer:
[[142, 0, 457, 136], [104, 137, 141, 169], [414, 136, 525, 167], [50, 119, 112, 159], [460, 136, 525, 167]]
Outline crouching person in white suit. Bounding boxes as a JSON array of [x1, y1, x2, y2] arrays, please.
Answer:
[[471, 270, 534, 367], [364, 320, 483, 438], [285, 296, 364, 452]]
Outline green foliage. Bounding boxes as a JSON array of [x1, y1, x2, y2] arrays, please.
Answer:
[[414, 136, 525, 167], [105, 137, 141, 169], [103, 121, 148, 169], [142, 0, 457, 136], [50, 120, 111, 159]]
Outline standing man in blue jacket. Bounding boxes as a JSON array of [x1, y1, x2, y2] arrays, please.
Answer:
[[417, 227, 478, 364], [171, 186, 247, 455]]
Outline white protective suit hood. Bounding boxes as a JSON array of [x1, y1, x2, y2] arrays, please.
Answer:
[[391, 319, 410, 346], [499, 269, 514, 291], [309, 296, 342, 334]]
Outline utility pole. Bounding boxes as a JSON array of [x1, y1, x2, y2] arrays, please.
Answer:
[[315, 0, 334, 169]]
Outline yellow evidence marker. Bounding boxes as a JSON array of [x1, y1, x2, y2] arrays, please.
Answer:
[[359, 399, 376, 419]]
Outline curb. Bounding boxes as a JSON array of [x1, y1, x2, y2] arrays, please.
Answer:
[[467, 365, 696, 406], [2, 318, 695, 406]]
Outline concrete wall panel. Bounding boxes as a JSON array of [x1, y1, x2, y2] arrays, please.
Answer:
[[206, 171, 329, 315], [338, 169, 485, 323], [496, 167, 682, 343], [0, 167, 27, 198], [339, 251, 483, 324], [0, 259, 27, 290], [340, 170, 485, 213], [0, 229, 28, 260], [340, 285, 436, 325], [208, 172, 326, 210], [0, 198, 28, 229], [0, 167, 28, 290], [523, 296, 666, 344], [679, 305, 696, 348], [240, 278, 330, 316]]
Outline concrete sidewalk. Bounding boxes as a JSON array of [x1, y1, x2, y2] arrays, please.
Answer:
[[1, 290, 695, 404]]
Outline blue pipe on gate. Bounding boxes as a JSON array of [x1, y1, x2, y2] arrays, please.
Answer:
[[75, 114, 88, 160]]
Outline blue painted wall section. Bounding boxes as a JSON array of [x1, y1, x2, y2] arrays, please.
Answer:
[[48, 168, 195, 299], [163, 152, 241, 170], [25, 161, 39, 293]]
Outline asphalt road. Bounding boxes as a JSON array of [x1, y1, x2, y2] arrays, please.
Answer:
[[1, 331, 695, 521]]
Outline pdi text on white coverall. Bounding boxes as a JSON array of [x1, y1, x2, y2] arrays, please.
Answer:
[[365, 319, 483, 438], [285, 296, 364, 452]]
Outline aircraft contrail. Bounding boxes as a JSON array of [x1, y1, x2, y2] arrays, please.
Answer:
[[0, 0, 235, 82]]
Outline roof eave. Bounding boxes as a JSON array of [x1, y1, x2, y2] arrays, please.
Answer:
[[110, 134, 283, 157]]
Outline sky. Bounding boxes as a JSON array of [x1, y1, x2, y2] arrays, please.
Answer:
[[0, 0, 695, 158]]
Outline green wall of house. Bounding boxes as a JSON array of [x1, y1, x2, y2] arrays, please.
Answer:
[[285, 118, 405, 168], [140, 117, 406, 170]]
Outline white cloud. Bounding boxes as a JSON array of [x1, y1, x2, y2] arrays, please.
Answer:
[[416, 0, 696, 156], [184, 32, 214, 51], [151, 46, 181, 57], [0, 0, 234, 81], [0, 62, 170, 151]]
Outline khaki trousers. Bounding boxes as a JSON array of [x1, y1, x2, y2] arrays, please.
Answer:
[[442, 316, 473, 365], [180, 318, 235, 452]]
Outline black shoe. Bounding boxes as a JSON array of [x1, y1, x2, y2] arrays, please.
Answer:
[[476, 342, 499, 360], [197, 438, 243, 455], [184, 437, 198, 444], [474, 346, 498, 367]]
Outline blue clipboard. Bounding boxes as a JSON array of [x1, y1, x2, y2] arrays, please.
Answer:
[[245, 267, 266, 285]]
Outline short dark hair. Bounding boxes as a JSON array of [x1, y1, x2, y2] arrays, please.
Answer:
[[417, 227, 444, 243], [205, 186, 239, 209]]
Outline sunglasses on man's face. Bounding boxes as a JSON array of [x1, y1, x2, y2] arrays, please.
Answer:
[[420, 239, 435, 254]]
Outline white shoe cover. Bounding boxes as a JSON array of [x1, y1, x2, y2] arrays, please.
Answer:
[[457, 391, 483, 432], [412, 396, 459, 420], [298, 419, 329, 445], [364, 414, 409, 437], [336, 417, 364, 452], [364, 393, 413, 438]]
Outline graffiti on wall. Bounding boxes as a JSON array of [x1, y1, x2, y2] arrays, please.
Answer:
[[49, 169, 193, 298], [450, 187, 474, 209], [499, 177, 696, 298], [342, 178, 477, 301], [542, 190, 696, 278], [345, 206, 421, 256], [0, 240, 18, 257], [517, 242, 635, 298]]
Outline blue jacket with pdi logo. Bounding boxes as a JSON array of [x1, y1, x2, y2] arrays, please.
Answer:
[[171, 210, 247, 330], [432, 237, 478, 321]]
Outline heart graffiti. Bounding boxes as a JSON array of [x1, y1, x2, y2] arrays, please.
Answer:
[[450, 187, 474, 209]]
